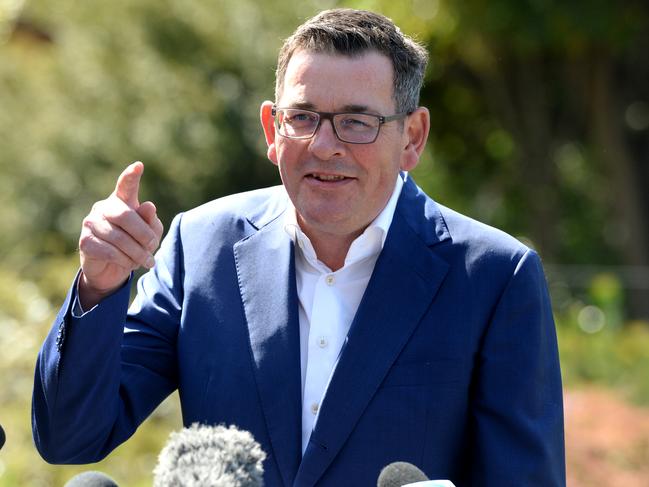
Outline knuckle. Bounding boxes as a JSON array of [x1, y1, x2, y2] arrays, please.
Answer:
[[81, 216, 95, 230], [91, 198, 107, 213], [78, 233, 94, 252]]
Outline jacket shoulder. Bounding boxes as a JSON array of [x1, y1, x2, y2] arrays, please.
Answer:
[[400, 177, 530, 261], [179, 185, 288, 233], [438, 203, 530, 259]]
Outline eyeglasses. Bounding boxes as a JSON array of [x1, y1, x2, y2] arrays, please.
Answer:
[[272, 106, 410, 144]]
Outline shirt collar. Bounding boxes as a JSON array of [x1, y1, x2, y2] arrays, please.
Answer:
[[372, 172, 404, 247]]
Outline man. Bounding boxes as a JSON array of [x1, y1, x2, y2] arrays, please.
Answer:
[[33, 9, 565, 486]]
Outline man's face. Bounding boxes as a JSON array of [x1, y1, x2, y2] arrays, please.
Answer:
[[262, 49, 422, 243]]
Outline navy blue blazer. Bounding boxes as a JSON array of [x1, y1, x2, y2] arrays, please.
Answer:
[[33, 176, 565, 486]]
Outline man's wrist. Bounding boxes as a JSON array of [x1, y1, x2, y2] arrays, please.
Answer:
[[78, 272, 126, 310]]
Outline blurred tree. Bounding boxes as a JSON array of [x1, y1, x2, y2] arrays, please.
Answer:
[[1, 2, 303, 486], [362, 0, 649, 318], [0, 0, 296, 297], [1, 1, 649, 484], [2, 0, 648, 311]]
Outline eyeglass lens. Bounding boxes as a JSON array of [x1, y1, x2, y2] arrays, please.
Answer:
[[276, 109, 381, 144]]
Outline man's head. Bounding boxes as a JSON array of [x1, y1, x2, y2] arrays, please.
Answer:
[[275, 9, 428, 114], [261, 9, 430, 268]]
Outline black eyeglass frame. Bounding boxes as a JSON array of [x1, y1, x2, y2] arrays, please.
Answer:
[[271, 106, 411, 144]]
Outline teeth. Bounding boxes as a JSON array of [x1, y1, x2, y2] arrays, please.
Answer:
[[313, 174, 346, 181]]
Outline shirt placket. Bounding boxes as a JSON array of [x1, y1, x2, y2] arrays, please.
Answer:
[[301, 270, 345, 451]]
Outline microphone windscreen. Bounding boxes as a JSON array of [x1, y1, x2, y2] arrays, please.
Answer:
[[0, 424, 5, 450], [402, 482, 456, 487], [64, 471, 119, 486], [153, 423, 266, 487], [378, 461, 428, 487]]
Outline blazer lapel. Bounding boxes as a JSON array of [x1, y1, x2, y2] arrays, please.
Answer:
[[234, 214, 302, 487], [295, 177, 451, 486]]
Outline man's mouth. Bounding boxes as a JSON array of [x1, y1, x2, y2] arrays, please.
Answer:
[[307, 173, 349, 181]]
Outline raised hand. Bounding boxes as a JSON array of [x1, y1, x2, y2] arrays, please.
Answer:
[[78, 162, 164, 309]]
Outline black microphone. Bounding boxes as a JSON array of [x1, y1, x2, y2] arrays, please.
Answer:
[[378, 461, 428, 487], [153, 423, 266, 487], [0, 423, 5, 450], [64, 471, 119, 486]]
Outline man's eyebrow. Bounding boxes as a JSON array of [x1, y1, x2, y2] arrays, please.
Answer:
[[282, 102, 374, 113], [340, 104, 371, 113], [286, 101, 317, 110]]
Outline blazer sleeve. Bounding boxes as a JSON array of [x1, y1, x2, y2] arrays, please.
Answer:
[[468, 249, 565, 486], [32, 214, 185, 464]]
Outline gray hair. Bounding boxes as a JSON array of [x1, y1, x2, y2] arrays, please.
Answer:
[[275, 8, 429, 113]]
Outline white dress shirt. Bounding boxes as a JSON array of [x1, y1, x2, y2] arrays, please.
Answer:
[[284, 174, 404, 454]]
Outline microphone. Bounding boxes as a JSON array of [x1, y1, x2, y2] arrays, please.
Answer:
[[64, 471, 119, 486], [153, 423, 266, 487], [377, 461, 456, 487], [0, 423, 5, 450], [378, 462, 427, 487]]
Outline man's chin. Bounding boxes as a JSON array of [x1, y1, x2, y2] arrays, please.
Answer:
[[296, 209, 368, 238]]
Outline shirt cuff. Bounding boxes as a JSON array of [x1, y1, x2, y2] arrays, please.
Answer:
[[71, 273, 96, 318], [70, 271, 132, 318]]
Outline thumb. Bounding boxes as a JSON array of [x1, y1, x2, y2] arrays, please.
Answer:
[[114, 161, 144, 208]]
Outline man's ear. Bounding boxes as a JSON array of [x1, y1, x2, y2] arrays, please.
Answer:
[[400, 107, 430, 171], [260, 100, 279, 165]]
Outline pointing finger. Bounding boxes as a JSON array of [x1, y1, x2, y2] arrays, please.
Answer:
[[114, 161, 144, 208], [137, 201, 157, 225]]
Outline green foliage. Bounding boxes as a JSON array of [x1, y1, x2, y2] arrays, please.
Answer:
[[1, 0, 649, 484], [0, 1, 307, 484], [3, 0, 649, 278], [0, 259, 179, 486], [558, 319, 649, 406], [554, 271, 649, 405]]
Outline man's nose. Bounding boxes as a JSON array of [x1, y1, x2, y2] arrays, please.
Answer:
[[308, 119, 346, 160]]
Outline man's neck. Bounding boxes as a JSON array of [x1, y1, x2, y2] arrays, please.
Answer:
[[297, 221, 362, 272]]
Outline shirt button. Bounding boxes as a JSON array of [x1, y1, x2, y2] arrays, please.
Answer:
[[317, 336, 328, 348], [325, 275, 335, 286], [310, 402, 319, 415]]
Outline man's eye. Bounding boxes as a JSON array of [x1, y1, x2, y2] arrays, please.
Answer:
[[287, 112, 316, 123], [338, 115, 375, 130], [342, 117, 367, 126]]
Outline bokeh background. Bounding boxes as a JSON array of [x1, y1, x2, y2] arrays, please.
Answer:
[[1, 0, 648, 485]]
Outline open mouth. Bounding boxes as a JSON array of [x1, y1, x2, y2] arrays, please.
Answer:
[[307, 173, 349, 182]]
